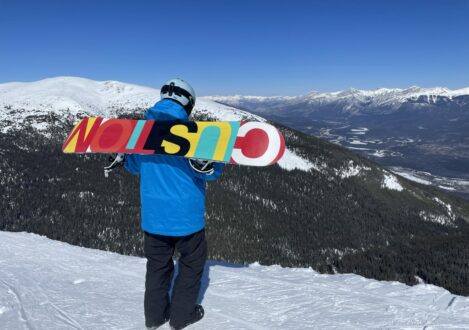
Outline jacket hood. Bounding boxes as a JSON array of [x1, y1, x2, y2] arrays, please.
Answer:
[[144, 99, 188, 121]]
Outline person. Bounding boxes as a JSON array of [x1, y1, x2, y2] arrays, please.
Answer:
[[108, 78, 223, 330]]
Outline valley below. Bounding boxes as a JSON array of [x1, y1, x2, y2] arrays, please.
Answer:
[[208, 88, 469, 199]]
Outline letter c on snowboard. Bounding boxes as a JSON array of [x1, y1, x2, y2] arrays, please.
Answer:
[[231, 122, 285, 166]]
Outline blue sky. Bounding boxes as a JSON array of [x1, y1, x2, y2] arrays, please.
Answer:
[[1, 0, 468, 95]]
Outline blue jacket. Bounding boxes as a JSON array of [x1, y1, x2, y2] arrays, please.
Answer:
[[124, 99, 224, 236]]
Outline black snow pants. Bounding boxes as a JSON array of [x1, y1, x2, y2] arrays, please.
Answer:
[[143, 228, 207, 328]]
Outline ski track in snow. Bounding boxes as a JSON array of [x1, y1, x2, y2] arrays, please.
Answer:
[[1, 231, 469, 330]]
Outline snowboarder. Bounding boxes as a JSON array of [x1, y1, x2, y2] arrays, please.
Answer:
[[107, 78, 223, 329]]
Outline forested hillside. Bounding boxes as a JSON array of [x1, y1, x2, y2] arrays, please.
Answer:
[[2, 111, 469, 296]]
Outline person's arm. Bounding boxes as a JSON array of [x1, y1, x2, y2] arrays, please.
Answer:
[[124, 154, 142, 175], [205, 162, 224, 181]]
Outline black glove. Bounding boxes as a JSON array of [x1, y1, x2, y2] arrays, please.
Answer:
[[104, 153, 125, 177], [188, 158, 215, 175]]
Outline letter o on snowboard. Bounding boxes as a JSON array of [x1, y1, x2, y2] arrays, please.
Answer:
[[90, 119, 134, 152]]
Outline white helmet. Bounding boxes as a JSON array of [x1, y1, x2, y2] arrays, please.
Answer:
[[160, 78, 196, 114]]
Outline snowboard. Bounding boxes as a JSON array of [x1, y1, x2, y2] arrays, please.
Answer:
[[62, 117, 285, 166]]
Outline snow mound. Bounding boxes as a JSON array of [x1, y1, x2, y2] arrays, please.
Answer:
[[419, 211, 454, 226], [382, 173, 404, 191], [277, 149, 315, 171], [1, 231, 468, 329], [433, 197, 456, 221], [335, 160, 371, 179]]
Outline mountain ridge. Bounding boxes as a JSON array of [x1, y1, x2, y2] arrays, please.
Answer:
[[206, 85, 469, 117], [206, 84, 469, 198], [206, 85, 469, 107]]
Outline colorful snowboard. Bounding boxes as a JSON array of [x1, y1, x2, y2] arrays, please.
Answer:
[[62, 117, 285, 166]]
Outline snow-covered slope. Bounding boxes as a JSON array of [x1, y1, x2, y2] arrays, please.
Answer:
[[0, 76, 264, 125], [0, 77, 312, 171], [1, 231, 468, 330], [0, 77, 158, 116]]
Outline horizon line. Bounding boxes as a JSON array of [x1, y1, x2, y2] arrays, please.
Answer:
[[1, 75, 468, 97]]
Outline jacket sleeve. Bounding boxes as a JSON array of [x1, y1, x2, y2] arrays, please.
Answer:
[[124, 154, 142, 175], [193, 162, 224, 182]]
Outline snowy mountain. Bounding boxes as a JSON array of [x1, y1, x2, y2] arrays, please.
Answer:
[[0, 77, 311, 171], [208, 87, 469, 198], [0, 76, 283, 121], [0, 76, 264, 129], [2, 77, 469, 298], [2, 231, 469, 330], [206, 86, 469, 114]]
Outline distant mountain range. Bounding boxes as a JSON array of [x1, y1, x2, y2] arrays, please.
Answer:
[[206, 86, 469, 114], [1, 77, 469, 296], [207, 86, 469, 198]]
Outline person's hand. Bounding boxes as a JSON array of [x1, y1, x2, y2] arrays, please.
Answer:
[[188, 158, 215, 175], [104, 153, 125, 177]]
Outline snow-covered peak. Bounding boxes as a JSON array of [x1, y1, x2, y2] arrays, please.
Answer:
[[299, 86, 468, 102], [0, 76, 312, 172], [207, 85, 469, 113], [203, 94, 296, 105], [337, 87, 361, 97], [447, 86, 469, 96], [0, 76, 268, 122], [0, 76, 160, 118], [308, 86, 463, 99]]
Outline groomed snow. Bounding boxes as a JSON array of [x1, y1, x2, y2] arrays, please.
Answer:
[[2, 231, 468, 329]]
